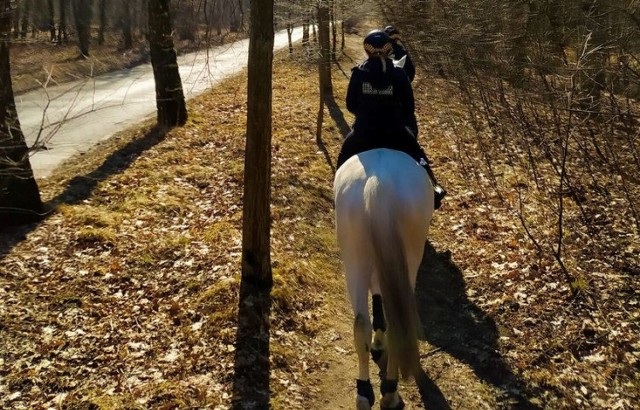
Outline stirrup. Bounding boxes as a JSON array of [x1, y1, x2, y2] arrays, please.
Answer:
[[434, 185, 446, 210]]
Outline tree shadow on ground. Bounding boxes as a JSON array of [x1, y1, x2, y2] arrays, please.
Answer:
[[231, 280, 272, 409], [415, 242, 540, 409], [314, 92, 351, 176], [314, 58, 354, 176], [333, 57, 352, 79], [315, 97, 335, 176], [323, 93, 351, 140], [340, 50, 357, 65], [0, 125, 167, 260]]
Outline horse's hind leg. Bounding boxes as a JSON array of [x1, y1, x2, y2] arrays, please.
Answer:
[[380, 377, 404, 409], [372, 281, 403, 408], [371, 294, 386, 362], [354, 313, 375, 409], [346, 264, 375, 409], [370, 276, 387, 376], [380, 356, 404, 409]]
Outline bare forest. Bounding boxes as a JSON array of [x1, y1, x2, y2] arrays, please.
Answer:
[[0, 0, 638, 409]]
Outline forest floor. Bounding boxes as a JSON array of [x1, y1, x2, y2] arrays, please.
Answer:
[[1, 31, 638, 409]]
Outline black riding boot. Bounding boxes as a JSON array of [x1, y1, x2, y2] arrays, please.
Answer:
[[418, 156, 447, 210]]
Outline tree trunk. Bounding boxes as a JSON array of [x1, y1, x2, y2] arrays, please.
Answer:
[[98, 0, 106, 45], [0, 1, 43, 224], [229, 0, 241, 32], [585, 3, 608, 113], [176, 0, 195, 41], [72, 0, 92, 57], [148, 0, 187, 127], [317, 1, 332, 95], [330, 0, 336, 59], [120, 0, 132, 49], [11, 0, 19, 38], [213, 0, 221, 36], [235, 0, 245, 32], [286, 21, 292, 53], [241, 0, 274, 288], [137, 0, 147, 39], [312, 19, 316, 42], [131, 0, 138, 37], [302, 20, 309, 46], [340, 3, 344, 50], [47, 0, 56, 41], [58, 0, 67, 42], [20, 0, 28, 39]]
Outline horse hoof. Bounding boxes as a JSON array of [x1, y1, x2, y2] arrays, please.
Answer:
[[356, 379, 375, 408], [380, 397, 405, 410], [380, 388, 404, 410], [356, 396, 372, 410]]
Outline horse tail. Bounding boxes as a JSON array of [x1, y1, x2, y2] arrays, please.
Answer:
[[366, 178, 421, 379]]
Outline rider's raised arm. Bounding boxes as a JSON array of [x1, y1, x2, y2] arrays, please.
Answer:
[[385, 25, 416, 82], [403, 52, 416, 83]]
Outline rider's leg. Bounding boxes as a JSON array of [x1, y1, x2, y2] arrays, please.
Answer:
[[401, 129, 447, 209], [418, 148, 447, 210], [337, 129, 375, 170], [336, 131, 357, 170]]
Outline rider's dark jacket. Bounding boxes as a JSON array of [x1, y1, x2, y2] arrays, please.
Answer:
[[337, 57, 423, 170], [346, 57, 418, 138], [390, 40, 415, 82]]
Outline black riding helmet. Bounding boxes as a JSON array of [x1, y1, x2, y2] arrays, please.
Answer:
[[363, 30, 393, 57]]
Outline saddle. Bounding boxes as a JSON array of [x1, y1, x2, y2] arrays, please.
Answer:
[[353, 125, 419, 162]]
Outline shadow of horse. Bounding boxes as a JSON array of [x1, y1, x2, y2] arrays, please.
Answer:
[[414, 242, 539, 409], [0, 125, 167, 260]]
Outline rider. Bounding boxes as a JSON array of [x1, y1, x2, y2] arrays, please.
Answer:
[[383, 25, 416, 83], [336, 30, 446, 209]]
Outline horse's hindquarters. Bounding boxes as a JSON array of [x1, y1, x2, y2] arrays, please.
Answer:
[[334, 149, 433, 250]]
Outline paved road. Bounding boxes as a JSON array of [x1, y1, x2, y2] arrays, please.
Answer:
[[17, 27, 304, 179]]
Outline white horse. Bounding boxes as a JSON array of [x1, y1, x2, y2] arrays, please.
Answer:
[[334, 148, 434, 409]]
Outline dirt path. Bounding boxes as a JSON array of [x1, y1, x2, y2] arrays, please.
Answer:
[[309, 242, 538, 409], [313, 300, 359, 409]]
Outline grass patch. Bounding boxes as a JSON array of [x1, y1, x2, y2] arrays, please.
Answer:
[[59, 204, 121, 228], [201, 221, 240, 246], [144, 235, 192, 261], [197, 278, 239, 316], [76, 227, 117, 246], [61, 392, 144, 410]]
